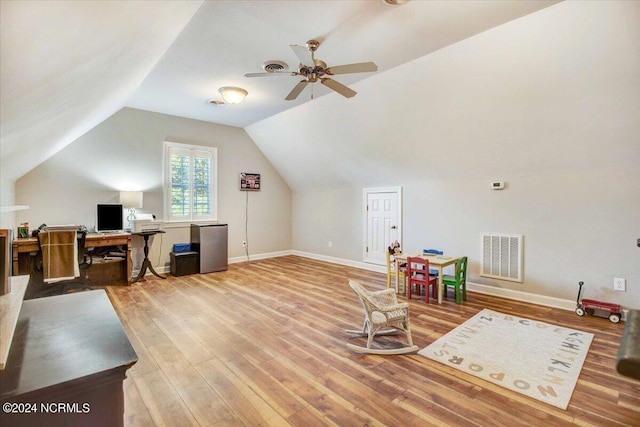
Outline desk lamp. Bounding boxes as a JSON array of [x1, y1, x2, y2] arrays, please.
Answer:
[[119, 191, 143, 231]]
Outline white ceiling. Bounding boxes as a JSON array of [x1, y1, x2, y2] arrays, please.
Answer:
[[1, 0, 559, 182], [127, 0, 560, 127], [0, 0, 204, 182]]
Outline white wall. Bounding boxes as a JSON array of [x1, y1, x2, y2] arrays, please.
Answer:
[[8, 2, 639, 310], [247, 1, 640, 308], [0, 177, 17, 233], [292, 186, 363, 260], [16, 107, 292, 271]]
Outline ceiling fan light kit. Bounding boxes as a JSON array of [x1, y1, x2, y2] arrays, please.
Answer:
[[245, 39, 377, 101], [218, 86, 248, 104]]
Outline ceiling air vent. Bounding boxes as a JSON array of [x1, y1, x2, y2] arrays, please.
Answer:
[[262, 60, 288, 73]]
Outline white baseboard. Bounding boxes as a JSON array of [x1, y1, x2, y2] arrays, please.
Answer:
[[465, 282, 575, 311], [147, 250, 579, 313], [287, 251, 577, 313], [229, 250, 293, 264], [290, 250, 388, 274], [134, 250, 292, 277]]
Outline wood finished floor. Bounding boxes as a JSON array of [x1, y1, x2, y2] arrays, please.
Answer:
[[105, 255, 640, 427]]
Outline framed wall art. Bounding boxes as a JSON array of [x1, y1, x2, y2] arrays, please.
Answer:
[[239, 172, 261, 191]]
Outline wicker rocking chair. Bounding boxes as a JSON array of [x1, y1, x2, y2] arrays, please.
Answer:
[[345, 280, 419, 355]]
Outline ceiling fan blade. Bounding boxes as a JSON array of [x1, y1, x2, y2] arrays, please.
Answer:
[[321, 78, 357, 98], [325, 62, 378, 75], [245, 71, 292, 77], [285, 80, 309, 101], [290, 44, 313, 67]]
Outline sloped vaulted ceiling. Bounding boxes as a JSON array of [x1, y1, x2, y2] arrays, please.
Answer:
[[0, 0, 203, 181], [0, 0, 561, 185], [245, 1, 640, 192]]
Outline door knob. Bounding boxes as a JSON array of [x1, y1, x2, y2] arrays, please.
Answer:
[[391, 225, 397, 229]]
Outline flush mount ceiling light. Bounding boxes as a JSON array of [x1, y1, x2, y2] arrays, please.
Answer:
[[218, 86, 248, 104]]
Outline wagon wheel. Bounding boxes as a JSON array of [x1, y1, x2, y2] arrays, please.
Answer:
[[609, 313, 621, 323], [575, 307, 585, 316], [585, 308, 595, 316]]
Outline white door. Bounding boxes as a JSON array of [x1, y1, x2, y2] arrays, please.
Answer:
[[363, 187, 402, 265]]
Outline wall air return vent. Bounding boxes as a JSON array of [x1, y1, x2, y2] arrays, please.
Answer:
[[481, 233, 523, 283]]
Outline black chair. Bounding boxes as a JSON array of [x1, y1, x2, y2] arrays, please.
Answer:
[[33, 226, 93, 298]]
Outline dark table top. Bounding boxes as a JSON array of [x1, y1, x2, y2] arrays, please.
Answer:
[[131, 230, 166, 237], [0, 290, 137, 399]]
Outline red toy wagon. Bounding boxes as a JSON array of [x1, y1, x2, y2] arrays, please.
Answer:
[[575, 281, 622, 323]]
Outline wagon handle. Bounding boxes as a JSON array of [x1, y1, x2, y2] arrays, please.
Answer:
[[576, 281, 584, 305]]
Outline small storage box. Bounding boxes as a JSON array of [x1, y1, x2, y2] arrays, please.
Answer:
[[172, 243, 191, 253], [170, 251, 199, 276]]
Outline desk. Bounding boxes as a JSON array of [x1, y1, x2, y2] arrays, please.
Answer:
[[0, 276, 28, 370], [12, 233, 132, 284], [394, 253, 459, 304], [131, 230, 166, 282], [0, 290, 137, 427]]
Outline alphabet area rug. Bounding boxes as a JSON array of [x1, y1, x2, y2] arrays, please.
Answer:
[[418, 308, 594, 410]]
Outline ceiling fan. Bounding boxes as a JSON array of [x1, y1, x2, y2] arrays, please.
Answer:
[[245, 39, 377, 101]]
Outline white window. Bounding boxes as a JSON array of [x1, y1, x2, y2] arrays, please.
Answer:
[[164, 142, 217, 222]]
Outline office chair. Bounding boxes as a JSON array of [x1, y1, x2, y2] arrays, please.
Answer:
[[34, 225, 93, 298]]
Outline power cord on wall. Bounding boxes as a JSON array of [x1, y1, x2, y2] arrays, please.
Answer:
[[245, 190, 250, 261]]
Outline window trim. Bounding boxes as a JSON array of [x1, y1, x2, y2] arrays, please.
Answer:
[[163, 141, 218, 223]]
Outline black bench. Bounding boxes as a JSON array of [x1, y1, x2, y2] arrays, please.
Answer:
[[617, 309, 640, 380]]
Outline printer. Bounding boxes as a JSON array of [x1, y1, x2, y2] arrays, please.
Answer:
[[132, 214, 164, 233]]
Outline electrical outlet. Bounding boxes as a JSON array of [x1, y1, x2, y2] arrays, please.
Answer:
[[613, 278, 626, 292], [328, 241, 333, 248], [242, 241, 247, 248]]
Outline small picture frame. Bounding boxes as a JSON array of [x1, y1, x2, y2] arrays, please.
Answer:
[[18, 225, 29, 238], [240, 172, 261, 191]]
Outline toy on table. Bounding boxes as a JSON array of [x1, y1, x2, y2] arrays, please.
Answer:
[[575, 281, 622, 323]]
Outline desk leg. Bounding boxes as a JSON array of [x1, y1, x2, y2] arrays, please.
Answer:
[[132, 235, 166, 283], [437, 267, 444, 304], [133, 265, 146, 284], [145, 260, 165, 280], [12, 241, 19, 276], [395, 259, 400, 294], [133, 258, 166, 282], [125, 235, 132, 285]]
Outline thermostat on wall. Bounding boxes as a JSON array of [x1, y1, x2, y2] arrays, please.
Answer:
[[491, 181, 505, 190]]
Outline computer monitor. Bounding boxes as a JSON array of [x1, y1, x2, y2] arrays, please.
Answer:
[[96, 204, 124, 233]]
